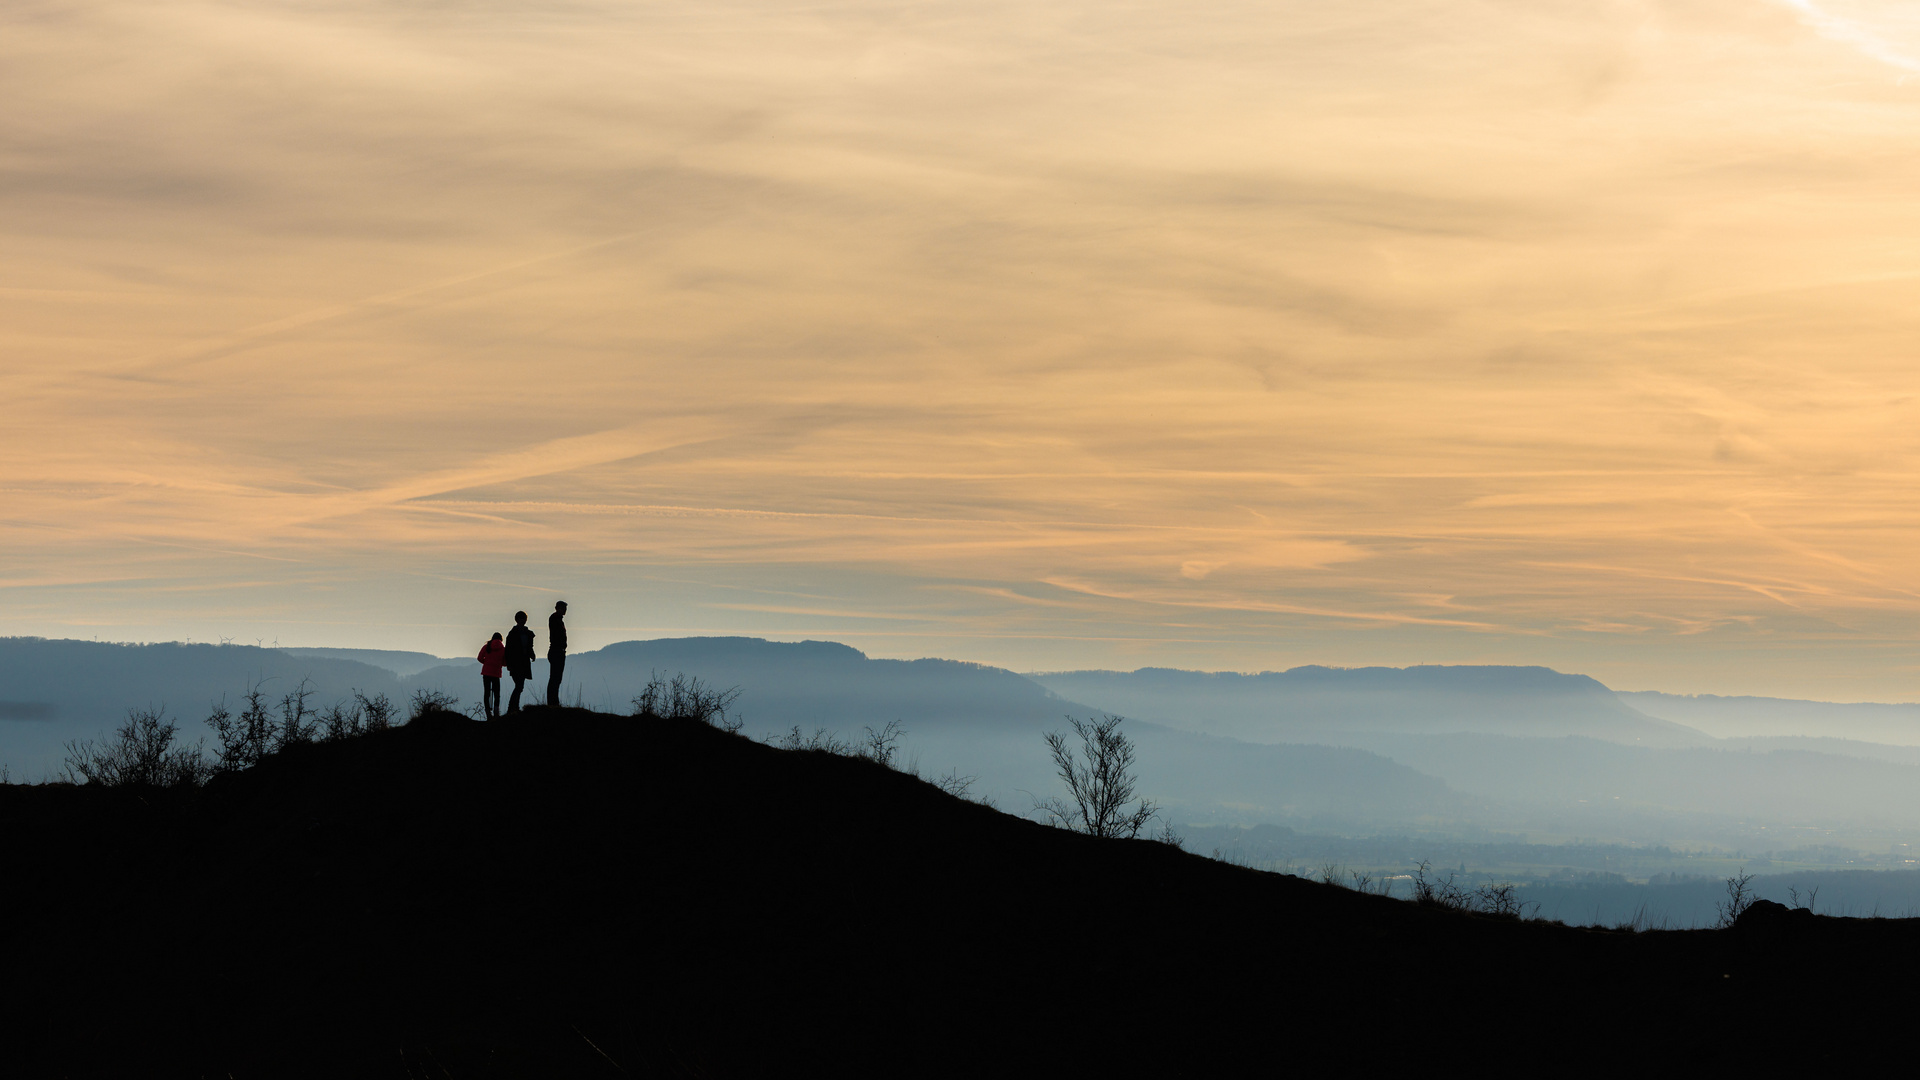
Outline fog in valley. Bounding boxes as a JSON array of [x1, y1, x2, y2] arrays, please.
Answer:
[[9, 634, 1920, 927]]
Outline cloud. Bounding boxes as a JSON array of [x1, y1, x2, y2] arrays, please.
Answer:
[[7, 0, 1920, 695], [1772, 0, 1920, 75]]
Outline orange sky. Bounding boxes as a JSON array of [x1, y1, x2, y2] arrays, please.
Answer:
[[8, 0, 1920, 697]]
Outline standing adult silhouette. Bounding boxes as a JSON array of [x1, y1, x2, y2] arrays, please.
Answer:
[[477, 632, 505, 720], [504, 611, 536, 714], [546, 600, 569, 708]]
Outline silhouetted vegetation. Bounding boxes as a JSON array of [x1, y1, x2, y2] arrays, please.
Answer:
[[1404, 860, 1536, 919], [631, 670, 742, 731], [1716, 870, 1758, 928], [61, 705, 211, 788], [203, 681, 398, 774], [1036, 713, 1159, 840], [410, 687, 460, 720]]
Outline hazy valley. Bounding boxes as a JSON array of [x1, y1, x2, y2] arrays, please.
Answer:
[[12, 634, 1920, 928]]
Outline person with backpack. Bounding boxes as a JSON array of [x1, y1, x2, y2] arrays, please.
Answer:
[[504, 611, 537, 714], [476, 632, 506, 720]]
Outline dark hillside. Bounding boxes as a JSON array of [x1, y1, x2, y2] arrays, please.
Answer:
[[3, 709, 1914, 1075]]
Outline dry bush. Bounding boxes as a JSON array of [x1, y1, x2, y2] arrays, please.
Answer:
[[206, 685, 276, 773], [856, 720, 905, 768], [929, 768, 976, 799], [63, 706, 211, 788], [774, 726, 853, 754], [410, 689, 460, 721], [632, 671, 742, 732], [276, 679, 319, 748]]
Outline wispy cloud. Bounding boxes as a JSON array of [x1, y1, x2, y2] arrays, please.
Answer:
[[1772, 0, 1920, 75]]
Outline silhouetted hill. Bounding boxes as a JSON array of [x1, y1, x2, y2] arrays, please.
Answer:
[[1033, 664, 1711, 746], [4, 707, 1912, 1074]]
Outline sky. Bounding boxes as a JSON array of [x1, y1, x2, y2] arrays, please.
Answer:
[[8, 0, 1920, 698]]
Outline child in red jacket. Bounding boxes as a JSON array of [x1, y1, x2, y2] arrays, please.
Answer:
[[477, 632, 507, 720]]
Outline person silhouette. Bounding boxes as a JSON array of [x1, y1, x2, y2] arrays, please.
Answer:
[[547, 600, 568, 708], [476, 632, 506, 720], [504, 611, 536, 714]]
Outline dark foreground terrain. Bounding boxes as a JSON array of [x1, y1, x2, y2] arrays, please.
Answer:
[[5, 709, 1916, 1076]]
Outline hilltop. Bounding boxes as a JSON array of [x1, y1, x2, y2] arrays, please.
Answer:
[[4, 707, 1915, 1075]]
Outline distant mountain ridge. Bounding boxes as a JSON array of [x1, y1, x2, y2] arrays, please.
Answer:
[[1621, 690, 1920, 745], [1029, 664, 1711, 747], [17, 636, 1920, 839], [280, 647, 457, 677]]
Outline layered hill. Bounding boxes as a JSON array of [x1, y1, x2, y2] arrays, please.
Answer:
[[0, 638, 413, 777], [3, 707, 1912, 1075], [1032, 664, 1711, 746], [1622, 690, 1920, 745], [20, 638, 1920, 840]]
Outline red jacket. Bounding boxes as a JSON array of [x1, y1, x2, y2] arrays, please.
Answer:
[[477, 639, 506, 677]]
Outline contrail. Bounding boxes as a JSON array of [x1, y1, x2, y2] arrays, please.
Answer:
[[1774, 0, 1920, 75], [99, 231, 644, 379]]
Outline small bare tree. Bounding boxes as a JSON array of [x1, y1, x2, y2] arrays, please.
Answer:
[[857, 720, 905, 768], [1035, 714, 1159, 840], [1715, 870, 1757, 929]]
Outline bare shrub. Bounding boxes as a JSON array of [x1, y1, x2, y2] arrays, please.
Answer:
[[775, 726, 853, 754], [354, 690, 395, 732], [1411, 861, 1473, 911], [316, 690, 395, 741], [929, 768, 976, 799], [63, 706, 211, 788], [1154, 819, 1185, 849], [317, 702, 361, 741], [1035, 714, 1158, 840], [1408, 861, 1534, 918], [857, 720, 905, 768], [277, 679, 319, 748], [410, 689, 460, 721], [1788, 885, 1821, 912], [1715, 870, 1757, 929], [632, 671, 742, 731], [1322, 863, 1347, 888], [1473, 881, 1533, 919], [206, 685, 277, 772]]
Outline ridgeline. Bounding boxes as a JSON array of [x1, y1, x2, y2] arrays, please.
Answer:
[[4, 708, 1912, 1075]]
